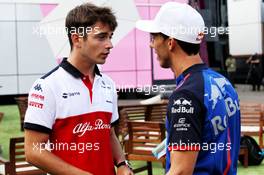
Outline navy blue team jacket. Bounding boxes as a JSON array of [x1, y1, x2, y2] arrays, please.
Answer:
[[166, 64, 240, 175]]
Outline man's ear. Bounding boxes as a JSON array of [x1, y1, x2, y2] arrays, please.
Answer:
[[71, 33, 81, 49], [168, 38, 176, 51]]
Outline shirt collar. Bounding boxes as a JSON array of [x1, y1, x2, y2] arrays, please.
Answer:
[[175, 63, 208, 85], [60, 58, 102, 78]]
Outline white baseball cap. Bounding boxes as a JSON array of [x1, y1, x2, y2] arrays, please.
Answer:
[[136, 2, 205, 44]]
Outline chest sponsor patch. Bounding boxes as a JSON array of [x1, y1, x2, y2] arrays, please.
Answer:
[[73, 119, 111, 137]]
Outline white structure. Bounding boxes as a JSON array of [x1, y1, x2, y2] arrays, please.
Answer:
[[227, 0, 264, 56], [0, 1, 57, 95], [0, 0, 189, 96]]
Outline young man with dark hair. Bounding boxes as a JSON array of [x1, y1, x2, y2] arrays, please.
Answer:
[[137, 2, 240, 175], [24, 3, 133, 175]]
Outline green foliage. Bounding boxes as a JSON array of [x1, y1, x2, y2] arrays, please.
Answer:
[[0, 105, 24, 159]]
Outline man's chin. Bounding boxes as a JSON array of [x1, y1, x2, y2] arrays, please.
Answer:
[[157, 57, 170, 68], [160, 62, 170, 68], [97, 58, 106, 64], [161, 65, 170, 69]]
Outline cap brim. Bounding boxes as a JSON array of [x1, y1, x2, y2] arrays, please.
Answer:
[[136, 20, 160, 33]]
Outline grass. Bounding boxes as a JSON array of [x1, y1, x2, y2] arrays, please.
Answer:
[[0, 105, 24, 159], [0, 105, 264, 174]]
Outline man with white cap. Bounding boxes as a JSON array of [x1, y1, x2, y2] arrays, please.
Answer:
[[136, 2, 240, 175]]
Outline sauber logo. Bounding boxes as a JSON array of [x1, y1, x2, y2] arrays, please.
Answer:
[[73, 119, 111, 137], [62, 92, 80, 99], [171, 98, 194, 114], [106, 100, 113, 104]]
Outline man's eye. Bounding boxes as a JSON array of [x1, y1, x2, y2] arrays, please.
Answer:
[[96, 34, 112, 41], [98, 35, 106, 39]]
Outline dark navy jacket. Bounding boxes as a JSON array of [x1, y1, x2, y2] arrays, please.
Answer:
[[166, 64, 241, 175]]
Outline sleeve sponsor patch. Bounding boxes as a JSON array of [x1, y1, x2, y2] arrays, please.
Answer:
[[28, 101, 44, 109], [30, 93, 45, 101], [171, 98, 194, 114], [167, 91, 204, 148]]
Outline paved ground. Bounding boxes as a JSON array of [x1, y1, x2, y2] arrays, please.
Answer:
[[236, 84, 264, 103]]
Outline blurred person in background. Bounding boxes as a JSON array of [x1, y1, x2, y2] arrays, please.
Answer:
[[225, 54, 236, 87], [246, 53, 262, 91]]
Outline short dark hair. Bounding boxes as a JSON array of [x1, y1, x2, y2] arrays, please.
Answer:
[[65, 3, 118, 50], [176, 39, 200, 56], [158, 33, 200, 56]]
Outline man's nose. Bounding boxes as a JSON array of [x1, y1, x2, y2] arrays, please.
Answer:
[[106, 39, 113, 49]]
